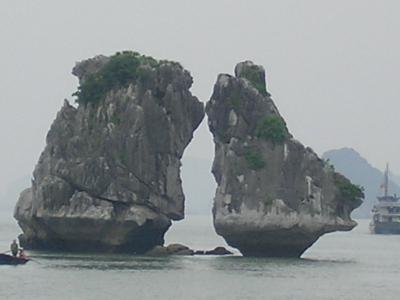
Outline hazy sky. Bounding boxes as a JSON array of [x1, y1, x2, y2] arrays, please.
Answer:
[[1, 0, 399, 196]]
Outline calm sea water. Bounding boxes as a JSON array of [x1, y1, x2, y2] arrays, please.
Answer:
[[1, 212, 400, 300]]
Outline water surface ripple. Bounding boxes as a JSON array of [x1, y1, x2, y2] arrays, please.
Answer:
[[1, 215, 399, 299]]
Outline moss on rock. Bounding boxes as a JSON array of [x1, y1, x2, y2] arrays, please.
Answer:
[[244, 148, 265, 170], [73, 51, 171, 106], [256, 115, 288, 144]]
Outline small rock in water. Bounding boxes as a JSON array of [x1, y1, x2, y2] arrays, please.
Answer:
[[145, 245, 233, 256], [144, 246, 169, 257], [145, 243, 194, 256], [166, 244, 194, 256], [204, 247, 233, 255], [194, 247, 233, 256]]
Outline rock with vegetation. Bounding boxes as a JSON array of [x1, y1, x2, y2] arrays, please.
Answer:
[[206, 61, 363, 257], [323, 147, 400, 218], [14, 51, 204, 253]]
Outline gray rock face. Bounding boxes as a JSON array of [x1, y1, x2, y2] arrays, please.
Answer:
[[206, 61, 363, 257], [14, 52, 204, 253]]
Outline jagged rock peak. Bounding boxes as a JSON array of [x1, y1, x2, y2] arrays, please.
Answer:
[[206, 61, 363, 257], [234, 60, 269, 97], [14, 50, 205, 253]]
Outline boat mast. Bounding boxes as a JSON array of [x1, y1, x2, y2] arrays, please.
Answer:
[[384, 163, 389, 198]]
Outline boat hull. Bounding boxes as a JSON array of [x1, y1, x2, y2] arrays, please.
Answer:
[[0, 254, 29, 265], [370, 221, 400, 234]]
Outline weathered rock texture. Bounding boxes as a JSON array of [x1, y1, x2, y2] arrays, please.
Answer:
[[14, 52, 204, 253], [206, 61, 363, 257]]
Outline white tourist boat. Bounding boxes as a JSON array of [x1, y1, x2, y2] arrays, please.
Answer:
[[370, 164, 400, 234]]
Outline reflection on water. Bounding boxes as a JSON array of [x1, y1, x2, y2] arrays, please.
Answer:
[[23, 248, 358, 276], [1, 215, 400, 300], [33, 252, 187, 271]]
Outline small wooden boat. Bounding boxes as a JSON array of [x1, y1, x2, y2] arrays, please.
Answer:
[[0, 253, 29, 265]]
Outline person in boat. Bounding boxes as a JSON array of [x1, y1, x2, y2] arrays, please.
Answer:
[[10, 239, 19, 257], [18, 248, 27, 259]]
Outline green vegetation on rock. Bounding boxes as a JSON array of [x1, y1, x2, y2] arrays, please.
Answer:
[[110, 114, 121, 125], [335, 175, 364, 204], [229, 90, 242, 111], [73, 51, 163, 106], [240, 67, 269, 96], [323, 158, 335, 172], [256, 115, 288, 144], [263, 196, 274, 207], [244, 149, 265, 170]]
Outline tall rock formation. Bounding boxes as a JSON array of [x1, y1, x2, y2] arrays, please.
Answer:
[[14, 51, 204, 253], [206, 61, 363, 257]]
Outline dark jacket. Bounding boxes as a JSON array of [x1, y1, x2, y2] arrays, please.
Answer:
[[11, 241, 18, 256]]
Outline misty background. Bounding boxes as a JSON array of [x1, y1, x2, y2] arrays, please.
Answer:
[[1, 1, 399, 215]]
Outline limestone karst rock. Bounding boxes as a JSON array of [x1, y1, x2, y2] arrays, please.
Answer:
[[14, 51, 204, 253], [206, 61, 363, 257]]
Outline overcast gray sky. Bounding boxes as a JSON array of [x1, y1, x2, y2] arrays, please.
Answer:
[[1, 0, 399, 197]]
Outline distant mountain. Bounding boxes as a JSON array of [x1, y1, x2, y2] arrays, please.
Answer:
[[322, 148, 400, 218], [0, 176, 30, 214]]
